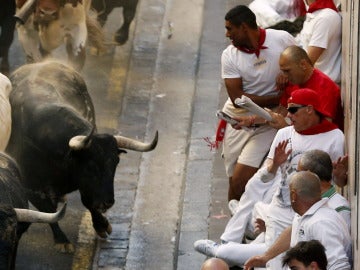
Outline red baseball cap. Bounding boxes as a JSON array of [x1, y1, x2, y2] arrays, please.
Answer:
[[287, 88, 331, 117]]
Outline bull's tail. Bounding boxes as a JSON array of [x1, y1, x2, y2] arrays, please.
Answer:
[[86, 12, 107, 55]]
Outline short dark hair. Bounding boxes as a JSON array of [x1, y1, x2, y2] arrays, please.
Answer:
[[225, 5, 257, 29], [282, 240, 328, 270]]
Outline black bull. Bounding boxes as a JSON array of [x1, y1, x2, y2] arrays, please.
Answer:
[[0, 152, 66, 269], [91, 0, 139, 45], [6, 61, 158, 252]]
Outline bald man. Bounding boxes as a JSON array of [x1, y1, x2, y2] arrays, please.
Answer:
[[201, 258, 229, 270], [244, 171, 351, 270]]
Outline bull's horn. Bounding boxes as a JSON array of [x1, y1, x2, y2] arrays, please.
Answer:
[[69, 136, 87, 150], [14, 0, 37, 24], [69, 127, 95, 150], [114, 131, 158, 152], [15, 202, 67, 223]]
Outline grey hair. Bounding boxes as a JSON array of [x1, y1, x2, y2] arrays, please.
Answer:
[[299, 150, 333, 182], [290, 171, 321, 200]]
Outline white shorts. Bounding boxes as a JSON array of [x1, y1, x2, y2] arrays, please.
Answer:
[[222, 123, 277, 177]]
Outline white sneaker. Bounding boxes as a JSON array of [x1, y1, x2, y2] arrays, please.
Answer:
[[193, 239, 219, 257], [228, 199, 239, 215]]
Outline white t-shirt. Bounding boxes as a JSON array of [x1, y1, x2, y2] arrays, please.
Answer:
[[323, 186, 351, 231], [249, 0, 302, 28], [295, 8, 342, 83], [221, 29, 296, 117], [268, 125, 345, 207], [291, 198, 352, 270]]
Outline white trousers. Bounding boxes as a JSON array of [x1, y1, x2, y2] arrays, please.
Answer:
[[217, 204, 294, 269], [216, 241, 267, 267], [215, 241, 283, 269], [220, 168, 281, 243]]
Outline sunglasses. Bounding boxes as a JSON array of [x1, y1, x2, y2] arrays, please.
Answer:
[[287, 105, 308, 114]]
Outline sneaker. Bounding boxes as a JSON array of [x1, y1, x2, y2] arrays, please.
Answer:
[[193, 239, 219, 257], [228, 199, 239, 215]]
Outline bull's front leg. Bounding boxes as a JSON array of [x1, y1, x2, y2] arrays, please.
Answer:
[[114, 0, 139, 45], [26, 190, 75, 253], [89, 209, 112, 238], [66, 21, 87, 70], [49, 222, 75, 253]]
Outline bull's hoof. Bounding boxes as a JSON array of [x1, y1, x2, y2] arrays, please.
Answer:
[[96, 223, 112, 238], [114, 29, 129, 45], [54, 242, 75, 254]]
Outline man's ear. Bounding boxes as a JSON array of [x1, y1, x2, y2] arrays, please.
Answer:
[[309, 261, 319, 269], [299, 59, 308, 70], [306, 105, 315, 114]]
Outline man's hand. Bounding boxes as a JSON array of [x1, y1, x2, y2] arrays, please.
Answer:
[[265, 108, 289, 130], [231, 115, 251, 129], [231, 115, 259, 129], [276, 73, 289, 92], [333, 155, 348, 187], [244, 255, 269, 270], [273, 140, 292, 168], [254, 218, 266, 235]]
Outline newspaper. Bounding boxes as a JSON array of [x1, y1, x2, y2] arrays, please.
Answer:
[[234, 96, 273, 121]]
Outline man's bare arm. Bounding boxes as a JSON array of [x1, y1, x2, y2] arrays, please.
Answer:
[[307, 46, 325, 65], [224, 78, 281, 108]]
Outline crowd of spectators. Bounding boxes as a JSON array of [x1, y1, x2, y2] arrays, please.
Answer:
[[195, 1, 350, 269]]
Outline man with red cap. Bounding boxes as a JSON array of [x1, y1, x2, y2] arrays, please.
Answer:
[[235, 45, 344, 130], [194, 88, 345, 269]]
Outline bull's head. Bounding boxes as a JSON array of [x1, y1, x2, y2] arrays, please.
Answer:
[[68, 131, 158, 211], [34, 0, 61, 24], [68, 131, 158, 238]]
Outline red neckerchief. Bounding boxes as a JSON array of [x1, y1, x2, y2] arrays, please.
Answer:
[[298, 119, 338, 135], [236, 28, 268, 58], [307, 0, 338, 13], [294, 0, 307, 16]]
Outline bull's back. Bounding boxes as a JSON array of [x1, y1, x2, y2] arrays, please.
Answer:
[[10, 61, 95, 124], [6, 61, 95, 188]]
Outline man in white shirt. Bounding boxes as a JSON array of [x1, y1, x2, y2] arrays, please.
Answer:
[[194, 88, 345, 268], [220, 5, 296, 201], [244, 171, 351, 270], [249, 0, 305, 29], [296, 0, 342, 83], [194, 149, 350, 269]]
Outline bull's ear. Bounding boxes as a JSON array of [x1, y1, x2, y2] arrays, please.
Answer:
[[82, 127, 95, 148], [118, 149, 127, 155]]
